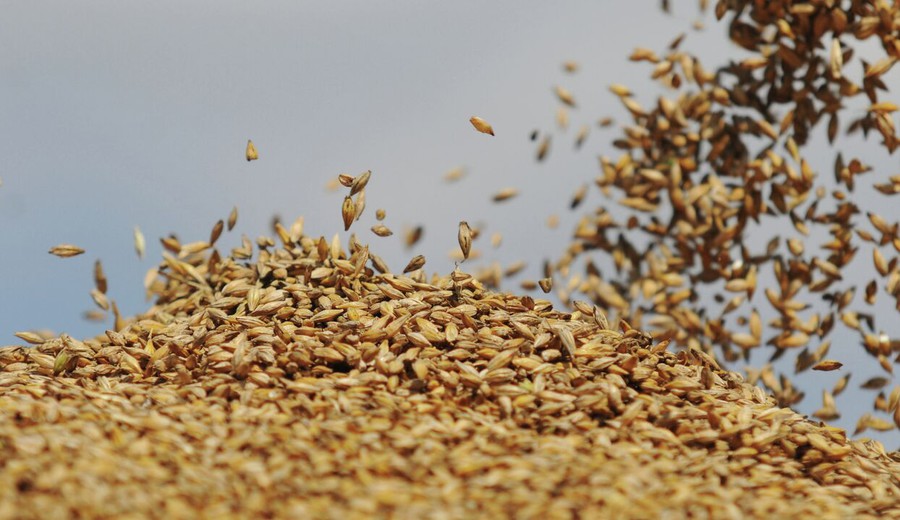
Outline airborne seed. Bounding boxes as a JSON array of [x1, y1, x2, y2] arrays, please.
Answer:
[[403, 255, 426, 273], [341, 196, 355, 231], [492, 188, 519, 202], [458, 221, 472, 260], [350, 170, 371, 196], [49, 244, 85, 258], [538, 278, 552, 293], [469, 116, 495, 136], [555, 86, 576, 107], [245, 139, 258, 161], [371, 224, 393, 237], [134, 227, 146, 259]]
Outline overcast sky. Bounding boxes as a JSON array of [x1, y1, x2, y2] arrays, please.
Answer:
[[1, 2, 897, 444]]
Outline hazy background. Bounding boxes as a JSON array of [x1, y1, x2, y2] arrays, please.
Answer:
[[1, 2, 896, 444]]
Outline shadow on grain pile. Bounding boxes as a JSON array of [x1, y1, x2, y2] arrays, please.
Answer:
[[1, 228, 899, 519]]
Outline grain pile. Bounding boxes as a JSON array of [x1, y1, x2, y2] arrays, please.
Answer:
[[3, 222, 900, 518], [4, 1, 900, 517]]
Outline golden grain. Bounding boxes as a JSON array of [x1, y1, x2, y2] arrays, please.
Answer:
[[48, 244, 85, 258], [404, 225, 424, 248], [350, 170, 371, 196], [469, 116, 494, 136], [93, 260, 107, 294], [492, 187, 519, 202], [341, 196, 355, 231], [245, 139, 258, 161], [812, 360, 843, 372], [554, 85, 576, 107], [402, 254, 426, 273], [458, 221, 472, 260], [575, 124, 589, 149], [536, 135, 551, 161], [370, 224, 393, 237], [538, 277, 552, 293], [227, 206, 239, 231], [133, 226, 146, 259]]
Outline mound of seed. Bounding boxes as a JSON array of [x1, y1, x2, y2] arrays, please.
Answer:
[[3, 229, 899, 519]]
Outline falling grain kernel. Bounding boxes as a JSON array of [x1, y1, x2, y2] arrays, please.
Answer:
[[562, 60, 579, 73], [874, 248, 889, 276], [878, 354, 893, 374], [142, 266, 159, 292], [133, 227, 146, 259], [370, 224, 393, 237], [353, 190, 367, 221], [575, 125, 589, 149], [629, 47, 659, 62], [869, 101, 899, 114], [854, 414, 895, 435], [82, 309, 106, 322], [227, 207, 238, 231], [833, 374, 851, 396], [324, 178, 341, 191], [469, 116, 494, 136], [245, 139, 258, 161], [570, 183, 588, 209], [375, 209, 386, 221], [830, 38, 843, 79], [350, 170, 371, 196], [209, 219, 225, 246], [443, 166, 466, 183], [546, 214, 559, 229], [162, 236, 184, 256], [867, 212, 891, 235], [458, 221, 472, 260], [620, 96, 646, 116], [538, 277, 552, 293], [490, 232, 502, 248], [404, 225, 424, 248], [93, 260, 107, 294], [49, 244, 85, 258], [861, 377, 889, 390], [403, 254, 426, 273], [492, 188, 519, 202], [341, 196, 355, 231], [667, 32, 686, 50], [813, 360, 843, 372], [609, 84, 632, 97], [889, 386, 900, 411], [864, 56, 897, 78], [90, 288, 110, 311], [338, 173, 354, 188], [536, 136, 551, 162], [555, 86, 576, 107], [504, 261, 526, 277], [556, 107, 569, 130]]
